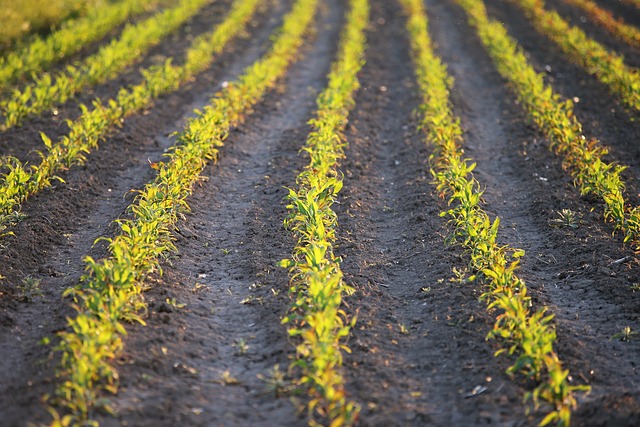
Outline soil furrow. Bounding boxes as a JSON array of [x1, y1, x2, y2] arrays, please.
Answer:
[[592, 0, 640, 27], [430, 0, 640, 423], [0, 0, 237, 164], [1, 0, 639, 424], [0, 1, 294, 424], [545, 0, 640, 66], [336, 1, 527, 425], [0, 1, 163, 97], [92, 1, 343, 425], [484, 0, 640, 197]]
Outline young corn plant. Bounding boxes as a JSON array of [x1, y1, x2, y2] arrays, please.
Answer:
[[0, 0, 158, 92], [1, 0, 210, 129], [512, 0, 640, 112], [0, 0, 261, 239], [50, 0, 318, 424], [456, 0, 640, 250], [280, 2, 367, 425], [401, 0, 589, 425]]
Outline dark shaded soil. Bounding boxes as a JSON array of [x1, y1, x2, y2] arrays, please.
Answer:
[[335, 1, 527, 426], [0, 0, 293, 424], [95, 0, 343, 424], [443, 0, 640, 425], [592, 0, 640, 28], [0, 0, 238, 164], [1, 0, 640, 426], [545, 0, 640, 67]]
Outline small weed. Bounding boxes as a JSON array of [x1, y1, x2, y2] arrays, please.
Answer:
[[549, 209, 579, 229], [232, 338, 249, 355], [18, 276, 43, 301], [449, 267, 470, 284], [258, 364, 288, 397], [612, 326, 639, 342], [399, 323, 409, 335]]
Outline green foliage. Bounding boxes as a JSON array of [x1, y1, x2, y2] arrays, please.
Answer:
[[0, 0, 158, 92], [457, 0, 640, 249], [0, 0, 260, 238], [50, 0, 315, 423], [0, 0, 103, 48], [563, 0, 640, 49], [513, 0, 640, 112], [280, 1, 368, 425], [402, 0, 589, 425], [1, 0, 209, 129]]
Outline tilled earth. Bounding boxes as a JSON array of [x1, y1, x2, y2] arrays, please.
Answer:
[[1, 0, 640, 426]]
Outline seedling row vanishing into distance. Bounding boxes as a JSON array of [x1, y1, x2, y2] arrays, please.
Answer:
[[1, 0, 210, 128], [562, 0, 640, 48], [280, 0, 368, 424], [403, 0, 589, 424], [0, 0, 259, 238], [460, 0, 640, 252], [0, 0, 159, 91], [49, 0, 317, 424], [512, 0, 640, 112]]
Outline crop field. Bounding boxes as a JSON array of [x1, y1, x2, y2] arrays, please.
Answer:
[[1, 0, 640, 425]]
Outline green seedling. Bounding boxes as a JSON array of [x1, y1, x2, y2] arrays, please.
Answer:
[[18, 276, 43, 301], [612, 326, 639, 341], [550, 209, 579, 229], [258, 364, 289, 397], [279, 0, 368, 424], [406, 0, 589, 424], [232, 338, 249, 355], [50, 0, 315, 423]]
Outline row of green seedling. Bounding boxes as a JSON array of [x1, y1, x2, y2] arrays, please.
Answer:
[[562, 0, 640, 49], [0, 0, 106, 49], [0, 0, 159, 92], [1, 0, 209, 129], [511, 0, 640, 112], [459, 0, 640, 248], [0, 0, 261, 239], [401, 0, 588, 425], [279, 0, 368, 425], [49, 0, 317, 424]]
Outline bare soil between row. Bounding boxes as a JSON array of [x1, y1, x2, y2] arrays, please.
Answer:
[[1, 0, 639, 426]]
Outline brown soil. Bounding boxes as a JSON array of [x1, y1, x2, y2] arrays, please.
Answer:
[[1, 0, 639, 426]]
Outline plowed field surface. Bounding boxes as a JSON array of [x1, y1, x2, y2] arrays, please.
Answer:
[[1, 0, 639, 426]]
